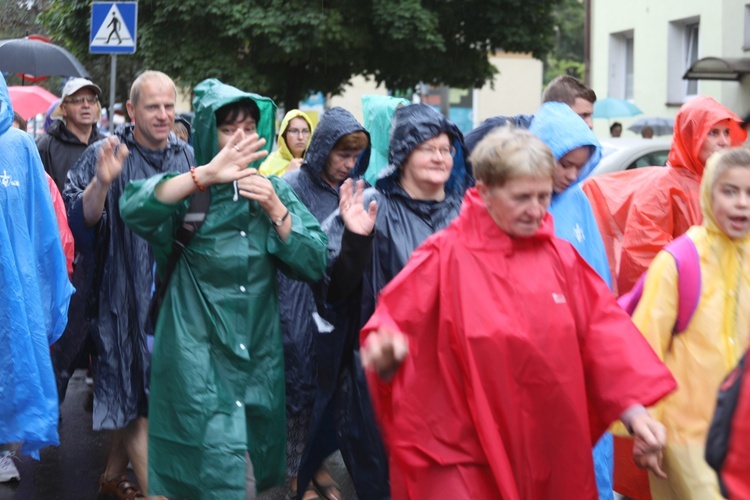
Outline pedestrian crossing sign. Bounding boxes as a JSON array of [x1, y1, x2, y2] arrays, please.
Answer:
[[90, 2, 138, 54]]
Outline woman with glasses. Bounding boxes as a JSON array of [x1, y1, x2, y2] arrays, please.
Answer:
[[277, 106, 370, 499], [259, 109, 314, 177], [297, 104, 472, 499]]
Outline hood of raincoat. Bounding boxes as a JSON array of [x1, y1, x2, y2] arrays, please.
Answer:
[[377, 103, 472, 196], [300, 106, 370, 181], [0, 75, 11, 134], [701, 151, 750, 244], [668, 95, 746, 176], [361, 94, 411, 185], [1, 73, 74, 457], [530, 102, 602, 193], [277, 108, 314, 160], [191, 78, 277, 168]]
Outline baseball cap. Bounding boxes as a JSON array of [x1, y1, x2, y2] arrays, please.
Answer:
[[52, 78, 102, 118]]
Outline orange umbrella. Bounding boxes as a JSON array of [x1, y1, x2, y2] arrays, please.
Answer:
[[8, 85, 59, 120]]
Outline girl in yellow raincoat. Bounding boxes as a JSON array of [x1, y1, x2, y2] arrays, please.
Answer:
[[632, 147, 750, 499]]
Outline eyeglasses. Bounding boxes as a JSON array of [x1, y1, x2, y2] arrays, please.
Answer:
[[65, 96, 98, 105], [287, 128, 310, 137], [414, 144, 455, 159]]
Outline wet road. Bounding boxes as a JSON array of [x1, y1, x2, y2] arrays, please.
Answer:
[[0, 370, 357, 499]]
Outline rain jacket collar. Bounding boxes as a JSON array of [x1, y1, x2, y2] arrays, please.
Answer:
[[46, 119, 100, 145], [460, 187, 555, 254], [376, 103, 472, 197], [275, 109, 313, 161], [192, 78, 277, 167], [668, 96, 746, 176], [117, 123, 189, 172], [529, 101, 602, 195], [300, 106, 370, 186]]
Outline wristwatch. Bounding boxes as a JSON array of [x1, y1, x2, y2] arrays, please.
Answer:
[[273, 209, 290, 227]]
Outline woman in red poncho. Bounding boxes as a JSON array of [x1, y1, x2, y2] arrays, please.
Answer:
[[357, 128, 677, 499], [583, 96, 746, 296]]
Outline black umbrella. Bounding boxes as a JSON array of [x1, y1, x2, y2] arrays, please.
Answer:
[[0, 38, 90, 82]]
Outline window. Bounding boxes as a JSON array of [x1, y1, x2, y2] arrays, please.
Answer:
[[685, 23, 699, 96], [608, 30, 635, 100], [667, 17, 700, 104]]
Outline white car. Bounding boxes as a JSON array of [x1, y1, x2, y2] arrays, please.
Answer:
[[590, 138, 671, 176]]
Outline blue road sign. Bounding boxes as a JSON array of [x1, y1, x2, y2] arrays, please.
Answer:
[[90, 2, 138, 54]]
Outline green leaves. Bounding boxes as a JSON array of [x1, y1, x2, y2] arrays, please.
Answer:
[[37, 0, 563, 111]]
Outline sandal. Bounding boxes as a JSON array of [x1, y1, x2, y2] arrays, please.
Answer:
[[98, 474, 145, 499], [312, 477, 341, 500], [287, 484, 323, 500]]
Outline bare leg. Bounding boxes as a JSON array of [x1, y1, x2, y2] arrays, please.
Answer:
[[102, 428, 129, 481], [122, 417, 149, 493], [245, 452, 256, 500]]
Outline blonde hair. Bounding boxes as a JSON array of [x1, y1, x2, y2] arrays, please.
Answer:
[[129, 71, 176, 106], [469, 127, 555, 186], [710, 148, 750, 186]]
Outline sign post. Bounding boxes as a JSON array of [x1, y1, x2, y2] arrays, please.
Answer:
[[89, 2, 137, 133]]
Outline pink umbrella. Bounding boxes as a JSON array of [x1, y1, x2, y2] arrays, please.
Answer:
[[8, 85, 59, 119]]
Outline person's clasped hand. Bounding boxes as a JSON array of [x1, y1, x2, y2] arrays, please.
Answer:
[[630, 411, 668, 479], [361, 326, 409, 382]]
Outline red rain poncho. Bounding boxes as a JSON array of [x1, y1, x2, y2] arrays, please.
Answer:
[[361, 188, 676, 499], [723, 353, 750, 499], [582, 96, 746, 295]]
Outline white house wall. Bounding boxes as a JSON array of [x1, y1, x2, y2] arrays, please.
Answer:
[[591, 0, 750, 138]]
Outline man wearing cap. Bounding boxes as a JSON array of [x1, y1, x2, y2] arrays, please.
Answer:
[[38, 79, 106, 417], [37, 78, 106, 193]]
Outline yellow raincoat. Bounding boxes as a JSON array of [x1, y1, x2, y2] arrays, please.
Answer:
[[258, 109, 313, 176], [632, 153, 750, 499]]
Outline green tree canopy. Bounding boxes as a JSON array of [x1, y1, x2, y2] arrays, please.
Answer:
[[41, 0, 562, 111], [544, 0, 585, 84]]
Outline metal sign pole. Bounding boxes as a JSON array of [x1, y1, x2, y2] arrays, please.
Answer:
[[109, 54, 116, 134]]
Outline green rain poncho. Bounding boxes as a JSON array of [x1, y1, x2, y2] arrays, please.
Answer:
[[120, 79, 328, 499]]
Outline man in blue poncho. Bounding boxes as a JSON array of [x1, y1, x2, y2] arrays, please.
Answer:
[[0, 73, 74, 481]]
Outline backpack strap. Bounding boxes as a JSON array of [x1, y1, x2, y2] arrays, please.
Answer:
[[662, 234, 701, 334], [156, 189, 211, 293]]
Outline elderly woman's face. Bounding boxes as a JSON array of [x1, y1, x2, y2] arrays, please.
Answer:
[[478, 176, 553, 237], [401, 132, 454, 190]]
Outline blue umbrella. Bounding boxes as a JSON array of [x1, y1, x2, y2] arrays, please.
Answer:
[[593, 97, 643, 119]]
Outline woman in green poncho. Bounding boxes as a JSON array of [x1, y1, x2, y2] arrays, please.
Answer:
[[120, 79, 328, 499]]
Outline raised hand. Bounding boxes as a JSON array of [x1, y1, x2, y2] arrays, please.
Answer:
[[361, 326, 409, 382], [339, 179, 377, 236], [201, 130, 268, 186], [95, 136, 129, 186]]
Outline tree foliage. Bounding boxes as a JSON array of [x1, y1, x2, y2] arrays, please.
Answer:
[[39, 0, 562, 111], [544, 0, 585, 84], [0, 0, 48, 39]]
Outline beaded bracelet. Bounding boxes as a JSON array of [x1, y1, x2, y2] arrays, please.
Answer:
[[190, 166, 206, 191]]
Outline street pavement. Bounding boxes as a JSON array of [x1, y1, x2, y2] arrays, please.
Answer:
[[1, 370, 357, 499]]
